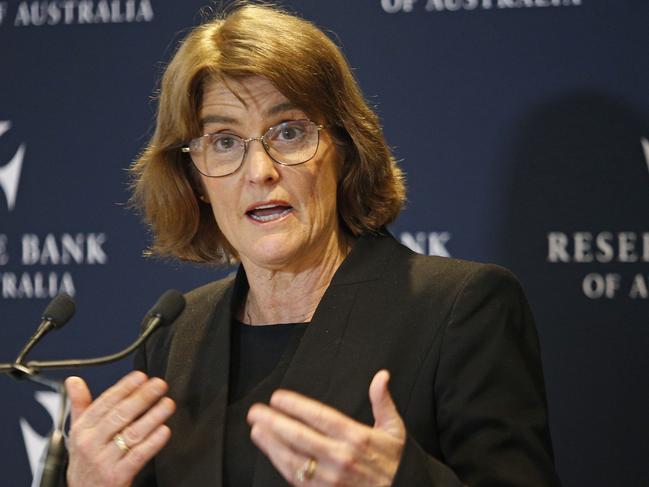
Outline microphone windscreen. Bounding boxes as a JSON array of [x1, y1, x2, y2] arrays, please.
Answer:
[[148, 289, 186, 325], [41, 293, 76, 329]]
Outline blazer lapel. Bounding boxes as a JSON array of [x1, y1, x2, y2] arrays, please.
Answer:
[[282, 231, 395, 398]]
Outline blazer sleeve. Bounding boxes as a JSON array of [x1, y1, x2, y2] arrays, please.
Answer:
[[392, 264, 561, 487]]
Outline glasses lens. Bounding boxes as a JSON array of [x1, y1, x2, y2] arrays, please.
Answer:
[[265, 120, 319, 165], [191, 133, 244, 177]]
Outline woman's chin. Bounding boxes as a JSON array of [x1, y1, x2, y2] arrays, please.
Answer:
[[242, 237, 303, 271]]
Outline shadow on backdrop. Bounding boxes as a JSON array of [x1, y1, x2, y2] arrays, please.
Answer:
[[497, 93, 649, 487]]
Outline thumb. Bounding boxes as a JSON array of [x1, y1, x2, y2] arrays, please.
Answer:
[[369, 370, 405, 439], [65, 376, 92, 425]]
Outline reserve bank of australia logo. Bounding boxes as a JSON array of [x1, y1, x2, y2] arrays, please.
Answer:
[[0, 121, 26, 212]]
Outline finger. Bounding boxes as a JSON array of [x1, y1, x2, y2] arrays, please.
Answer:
[[268, 389, 360, 440], [103, 397, 176, 464], [247, 403, 338, 460], [115, 424, 172, 484], [251, 421, 371, 487], [93, 377, 169, 443], [250, 422, 331, 486], [65, 376, 92, 425], [369, 370, 404, 438], [76, 371, 148, 428], [250, 422, 302, 485], [122, 397, 176, 447]]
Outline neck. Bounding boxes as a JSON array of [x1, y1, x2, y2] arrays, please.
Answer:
[[239, 230, 352, 325]]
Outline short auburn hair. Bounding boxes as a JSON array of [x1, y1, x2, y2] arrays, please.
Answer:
[[130, 2, 406, 264]]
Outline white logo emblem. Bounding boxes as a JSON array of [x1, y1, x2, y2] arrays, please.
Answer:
[[641, 137, 649, 176], [0, 120, 26, 211], [20, 391, 60, 486]]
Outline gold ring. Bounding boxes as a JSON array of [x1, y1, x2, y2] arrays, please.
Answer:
[[296, 457, 317, 482], [113, 434, 130, 454]]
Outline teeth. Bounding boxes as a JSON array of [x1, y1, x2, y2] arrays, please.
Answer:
[[248, 207, 292, 222], [253, 203, 280, 210]]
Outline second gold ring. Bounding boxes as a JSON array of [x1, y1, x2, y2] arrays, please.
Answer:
[[113, 433, 131, 454], [296, 457, 317, 482]]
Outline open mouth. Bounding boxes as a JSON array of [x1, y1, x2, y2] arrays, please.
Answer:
[[246, 203, 293, 223]]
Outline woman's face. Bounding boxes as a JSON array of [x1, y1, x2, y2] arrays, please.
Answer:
[[197, 76, 343, 272]]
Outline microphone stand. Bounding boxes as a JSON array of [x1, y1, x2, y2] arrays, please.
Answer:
[[11, 366, 68, 487], [1, 314, 165, 376]]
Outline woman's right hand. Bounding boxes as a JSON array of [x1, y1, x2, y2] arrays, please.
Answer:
[[65, 371, 175, 487]]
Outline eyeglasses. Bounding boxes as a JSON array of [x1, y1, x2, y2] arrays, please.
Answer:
[[181, 119, 326, 178]]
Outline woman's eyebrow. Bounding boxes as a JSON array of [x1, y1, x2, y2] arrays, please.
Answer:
[[200, 114, 239, 125], [265, 101, 298, 117]]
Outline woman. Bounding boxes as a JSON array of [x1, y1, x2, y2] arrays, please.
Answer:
[[64, 4, 561, 487]]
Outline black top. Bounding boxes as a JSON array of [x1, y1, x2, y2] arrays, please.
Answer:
[[224, 319, 308, 487]]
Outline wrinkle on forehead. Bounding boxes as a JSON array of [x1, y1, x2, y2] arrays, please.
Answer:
[[200, 75, 297, 121], [200, 101, 299, 125]]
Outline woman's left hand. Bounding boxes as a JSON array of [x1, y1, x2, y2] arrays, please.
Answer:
[[247, 370, 406, 486]]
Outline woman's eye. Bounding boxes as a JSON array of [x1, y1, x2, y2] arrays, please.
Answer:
[[212, 135, 237, 151], [278, 124, 305, 142]]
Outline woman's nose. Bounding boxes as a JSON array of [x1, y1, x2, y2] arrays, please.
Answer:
[[243, 139, 280, 185]]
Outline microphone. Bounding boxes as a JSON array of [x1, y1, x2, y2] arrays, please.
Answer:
[[0, 289, 185, 375], [139, 289, 187, 335], [13, 293, 76, 365]]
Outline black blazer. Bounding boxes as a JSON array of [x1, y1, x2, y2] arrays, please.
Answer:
[[134, 232, 561, 486]]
